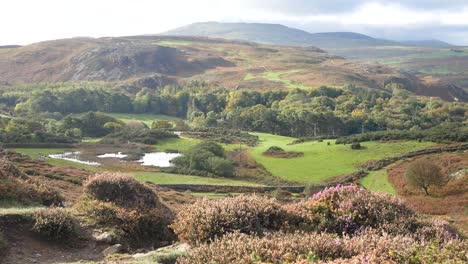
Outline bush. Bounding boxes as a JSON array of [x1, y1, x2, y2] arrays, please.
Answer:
[[285, 185, 414, 234], [171, 142, 235, 178], [84, 173, 162, 209], [264, 146, 285, 154], [171, 195, 292, 244], [206, 157, 235, 178], [80, 173, 175, 247], [405, 158, 448, 195], [32, 208, 79, 241], [351, 142, 362, 149], [179, 231, 467, 264]]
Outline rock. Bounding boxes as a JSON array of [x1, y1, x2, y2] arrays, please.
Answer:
[[102, 244, 123, 256], [93, 232, 113, 243]]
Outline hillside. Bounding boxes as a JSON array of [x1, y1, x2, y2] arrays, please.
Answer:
[[0, 35, 465, 101], [0, 36, 403, 88], [163, 22, 398, 49]]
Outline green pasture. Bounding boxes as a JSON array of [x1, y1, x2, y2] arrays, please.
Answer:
[[249, 132, 434, 184], [359, 170, 396, 195]]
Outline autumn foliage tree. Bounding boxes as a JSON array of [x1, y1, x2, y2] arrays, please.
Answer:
[[405, 159, 448, 195]]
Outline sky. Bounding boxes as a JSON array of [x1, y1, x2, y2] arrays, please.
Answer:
[[2, 0, 468, 46]]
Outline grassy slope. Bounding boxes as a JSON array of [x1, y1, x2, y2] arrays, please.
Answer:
[[250, 132, 434, 184], [359, 170, 396, 195]]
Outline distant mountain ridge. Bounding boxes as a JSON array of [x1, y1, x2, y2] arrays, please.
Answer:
[[163, 22, 399, 49], [401, 40, 453, 47], [163, 22, 452, 49]]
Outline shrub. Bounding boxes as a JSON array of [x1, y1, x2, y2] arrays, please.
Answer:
[[172, 142, 235, 177], [32, 208, 79, 241], [179, 231, 467, 264], [351, 142, 362, 149], [84, 173, 161, 209], [151, 120, 173, 130], [80, 173, 175, 248], [286, 185, 414, 234], [171, 195, 292, 244], [264, 146, 285, 154], [405, 158, 448, 195], [206, 157, 235, 178]]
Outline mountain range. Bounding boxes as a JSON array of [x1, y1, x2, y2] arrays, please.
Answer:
[[163, 22, 453, 50]]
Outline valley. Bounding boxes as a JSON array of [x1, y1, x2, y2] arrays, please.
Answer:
[[0, 15, 467, 264]]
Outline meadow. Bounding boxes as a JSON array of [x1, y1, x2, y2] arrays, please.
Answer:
[[11, 131, 436, 186], [249, 132, 434, 183], [359, 169, 396, 195]]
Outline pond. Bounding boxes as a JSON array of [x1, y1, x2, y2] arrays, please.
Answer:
[[48, 152, 101, 166], [137, 152, 182, 167]]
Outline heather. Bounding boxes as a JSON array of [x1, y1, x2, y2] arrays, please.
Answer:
[[171, 195, 291, 244], [0, 158, 63, 206], [79, 173, 175, 247], [174, 186, 465, 263], [32, 208, 79, 241], [178, 232, 467, 264]]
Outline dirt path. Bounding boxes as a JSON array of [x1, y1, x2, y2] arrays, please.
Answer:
[[1, 218, 107, 264]]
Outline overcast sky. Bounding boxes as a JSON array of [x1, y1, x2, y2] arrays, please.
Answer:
[[2, 0, 468, 45]]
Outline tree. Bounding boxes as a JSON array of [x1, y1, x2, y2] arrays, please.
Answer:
[[151, 120, 173, 130], [405, 159, 447, 195]]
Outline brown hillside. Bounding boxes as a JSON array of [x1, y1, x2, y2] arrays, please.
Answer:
[[0, 35, 438, 96]]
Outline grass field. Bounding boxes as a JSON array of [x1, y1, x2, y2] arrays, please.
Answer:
[[249, 133, 435, 184], [133, 172, 261, 186], [106, 113, 181, 126], [359, 170, 396, 195]]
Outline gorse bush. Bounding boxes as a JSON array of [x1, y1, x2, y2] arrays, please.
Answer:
[[178, 231, 467, 264], [84, 173, 162, 209], [32, 208, 79, 241], [171, 195, 292, 244]]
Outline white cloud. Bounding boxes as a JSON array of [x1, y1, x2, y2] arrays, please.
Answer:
[[1, 0, 468, 45]]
